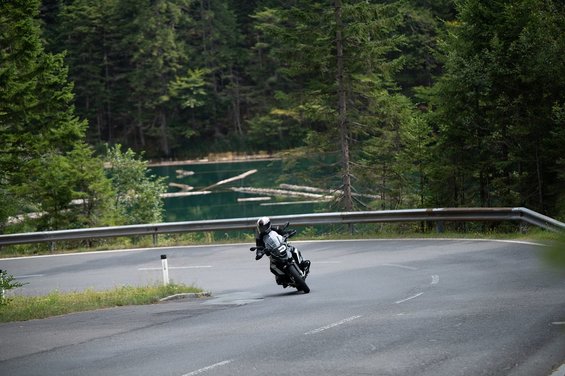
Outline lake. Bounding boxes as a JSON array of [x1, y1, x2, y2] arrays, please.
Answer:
[[150, 157, 339, 222]]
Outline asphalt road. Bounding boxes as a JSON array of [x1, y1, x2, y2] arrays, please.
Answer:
[[1, 239, 564, 376]]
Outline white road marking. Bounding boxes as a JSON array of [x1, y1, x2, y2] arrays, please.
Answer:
[[549, 364, 565, 376], [304, 315, 362, 335], [431, 275, 440, 285], [552, 322, 565, 325], [316, 261, 342, 264], [15, 274, 45, 278], [305, 238, 545, 246], [182, 359, 233, 376], [381, 263, 418, 270], [395, 292, 424, 304], [138, 266, 212, 271]]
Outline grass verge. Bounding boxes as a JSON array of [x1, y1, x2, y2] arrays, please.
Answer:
[[0, 283, 202, 323]]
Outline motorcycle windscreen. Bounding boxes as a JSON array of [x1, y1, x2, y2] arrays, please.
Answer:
[[263, 231, 284, 250]]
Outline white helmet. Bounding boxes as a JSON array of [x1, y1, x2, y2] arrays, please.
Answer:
[[256, 216, 271, 233]]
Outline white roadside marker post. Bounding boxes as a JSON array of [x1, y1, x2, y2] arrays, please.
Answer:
[[0, 269, 5, 303], [161, 255, 170, 286]]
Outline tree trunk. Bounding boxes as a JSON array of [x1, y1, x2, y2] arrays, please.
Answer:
[[103, 47, 112, 142], [159, 111, 170, 157], [335, 0, 353, 212], [535, 144, 543, 210], [137, 102, 145, 147], [230, 65, 242, 135]]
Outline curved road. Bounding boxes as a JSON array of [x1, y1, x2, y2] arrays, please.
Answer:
[[1, 239, 564, 376]]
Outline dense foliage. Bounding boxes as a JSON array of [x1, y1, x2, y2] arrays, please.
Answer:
[[1, 0, 563, 233], [104, 145, 167, 225], [1, 0, 114, 232], [429, 0, 565, 215]]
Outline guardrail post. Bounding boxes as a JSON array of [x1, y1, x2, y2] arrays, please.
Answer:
[[436, 221, 445, 234], [49, 242, 56, 253], [152, 233, 158, 246], [519, 222, 528, 234]]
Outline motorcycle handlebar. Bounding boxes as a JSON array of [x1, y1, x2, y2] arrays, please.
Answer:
[[286, 229, 297, 238]]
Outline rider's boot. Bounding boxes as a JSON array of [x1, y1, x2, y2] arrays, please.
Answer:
[[275, 275, 288, 288], [300, 260, 311, 277]]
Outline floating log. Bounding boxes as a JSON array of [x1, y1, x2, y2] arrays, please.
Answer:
[[169, 182, 193, 192], [279, 184, 332, 194], [201, 169, 258, 191], [237, 197, 272, 202], [231, 187, 333, 199], [279, 184, 380, 199], [161, 191, 211, 198], [260, 199, 331, 206], [175, 169, 195, 178]]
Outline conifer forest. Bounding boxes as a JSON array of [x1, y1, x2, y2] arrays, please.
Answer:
[[1, 0, 564, 232]]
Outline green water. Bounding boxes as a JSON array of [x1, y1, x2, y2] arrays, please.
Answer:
[[151, 158, 338, 222]]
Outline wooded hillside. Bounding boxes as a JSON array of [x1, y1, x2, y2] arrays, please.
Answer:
[[1, 0, 563, 232]]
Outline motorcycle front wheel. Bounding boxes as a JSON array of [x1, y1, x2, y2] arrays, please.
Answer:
[[288, 264, 310, 294]]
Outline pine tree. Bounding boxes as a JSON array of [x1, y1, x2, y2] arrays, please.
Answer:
[[395, 0, 455, 94], [55, 0, 119, 146], [185, 0, 248, 143], [53, 0, 202, 157], [0, 0, 116, 231], [250, 1, 410, 210], [430, 0, 565, 214]]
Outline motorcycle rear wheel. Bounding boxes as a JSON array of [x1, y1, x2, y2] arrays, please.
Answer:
[[288, 264, 310, 294]]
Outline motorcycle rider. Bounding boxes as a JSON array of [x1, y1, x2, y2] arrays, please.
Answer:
[[254, 216, 311, 285]]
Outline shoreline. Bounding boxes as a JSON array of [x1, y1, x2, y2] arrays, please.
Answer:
[[147, 153, 280, 167]]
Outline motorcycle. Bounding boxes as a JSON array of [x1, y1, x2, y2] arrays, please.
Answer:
[[250, 226, 310, 294]]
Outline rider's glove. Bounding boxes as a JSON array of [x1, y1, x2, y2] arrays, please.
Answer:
[[255, 250, 264, 260]]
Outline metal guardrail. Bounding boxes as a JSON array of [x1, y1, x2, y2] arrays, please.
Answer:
[[0, 207, 563, 247]]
